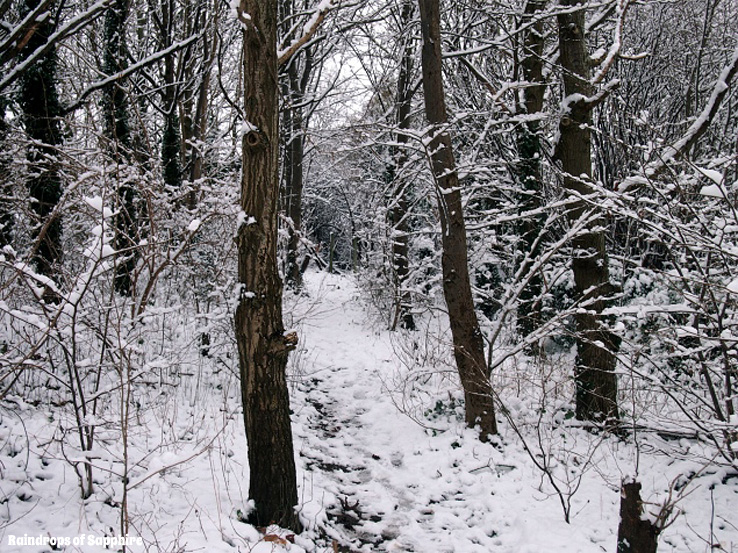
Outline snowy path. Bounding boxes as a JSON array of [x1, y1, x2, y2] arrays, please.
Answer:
[[289, 273, 619, 553]]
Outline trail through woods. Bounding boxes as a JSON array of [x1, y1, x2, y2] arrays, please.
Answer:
[[288, 273, 737, 553], [290, 274, 616, 552]]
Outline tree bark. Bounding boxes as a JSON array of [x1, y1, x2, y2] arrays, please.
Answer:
[[556, 0, 619, 422], [515, 0, 547, 343], [389, 0, 416, 331], [18, 0, 63, 283], [234, 0, 301, 531], [418, 0, 497, 439], [616, 480, 661, 553]]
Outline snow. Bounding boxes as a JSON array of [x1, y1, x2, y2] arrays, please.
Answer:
[[561, 93, 587, 113], [240, 121, 258, 135], [0, 271, 736, 552], [83, 195, 104, 212], [619, 43, 738, 192], [700, 183, 727, 198], [83, 196, 113, 219], [728, 277, 738, 293], [0, 0, 110, 92], [236, 210, 257, 230], [699, 167, 724, 185], [187, 218, 201, 232], [276, 0, 333, 60], [699, 167, 728, 197]]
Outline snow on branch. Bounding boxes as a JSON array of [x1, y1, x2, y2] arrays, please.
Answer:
[[63, 32, 202, 113], [620, 43, 738, 192], [591, 0, 632, 85], [278, 0, 335, 67], [0, 0, 54, 65], [0, 0, 112, 93]]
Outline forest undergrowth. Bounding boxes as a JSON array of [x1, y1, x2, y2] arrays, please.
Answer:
[[1, 270, 736, 553]]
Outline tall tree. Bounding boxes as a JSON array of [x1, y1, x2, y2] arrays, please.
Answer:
[[555, 0, 619, 422], [279, 0, 312, 291], [0, 96, 12, 249], [181, 0, 219, 207], [514, 0, 547, 343], [159, 0, 183, 191], [233, 0, 301, 531], [418, 0, 497, 439], [18, 0, 63, 281], [102, 0, 141, 296], [388, 0, 416, 331], [278, 0, 336, 289]]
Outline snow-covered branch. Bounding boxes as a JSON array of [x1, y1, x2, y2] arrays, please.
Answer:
[[278, 0, 335, 66], [620, 43, 738, 192], [0, 0, 111, 93]]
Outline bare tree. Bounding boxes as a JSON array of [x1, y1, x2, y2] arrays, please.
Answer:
[[233, 0, 301, 531], [514, 0, 548, 344], [279, 0, 313, 291], [554, 0, 619, 422], [18, 0, 64, 283], [388, 0, 417, 331], [102, 0, 143, 296], [418, 0, 497, 439]]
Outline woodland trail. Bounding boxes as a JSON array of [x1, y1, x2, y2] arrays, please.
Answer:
[[288, 273, 616, 553]]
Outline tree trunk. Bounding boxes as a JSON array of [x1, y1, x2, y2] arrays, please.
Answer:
[[234, 0, 301, 532], [556, 0, 619, 422], [182, 0, 217, 208], [418, 0, 497, 439], [283, 56, 309, 291], [616, 481, 661, 553], [515, 0, 547, 343], [389, 0, 416, 331], [279, 0, 313, 292], [103, 0, 141, 296], [160, 0, 182, 191], [18, 0, 64, 282], [0, 98, 13, 248]]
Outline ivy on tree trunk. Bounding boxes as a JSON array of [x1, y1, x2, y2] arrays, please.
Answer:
[[18, 0, 64, 282], [102, 0, 144, 297], [556, 0, 620, 422], [515, 0, 547, 344]]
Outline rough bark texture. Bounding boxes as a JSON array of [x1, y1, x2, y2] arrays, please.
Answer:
[[616, 481, 661, 553], [0, 97, 13, 248], [515, 0, 547, 342], [161, 0, 182, 192], [556, 0, 619, 422], [283, 59, 309, 291], [389, 0, 416, 331], [103, 0, 141, 296], [234, 0, 301, 532], [418, 0, 497, 439], [18, 0, 63, 281]]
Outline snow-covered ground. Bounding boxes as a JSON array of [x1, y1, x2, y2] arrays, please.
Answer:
[[1, 270, 736, 552]]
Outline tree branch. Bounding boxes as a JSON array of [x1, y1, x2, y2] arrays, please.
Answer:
[[63, 32, 201, 114], [0, 0, 112, 93], [620, 43, 738, 191], [277, 0, 334, 67]]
